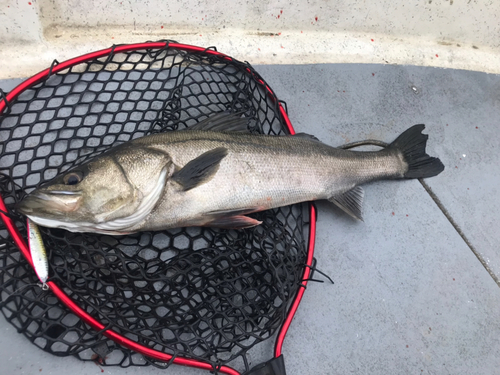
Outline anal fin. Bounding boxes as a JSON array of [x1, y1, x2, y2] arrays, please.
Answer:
[[328, 186, 364, 221], [207, 215, 262, 229]]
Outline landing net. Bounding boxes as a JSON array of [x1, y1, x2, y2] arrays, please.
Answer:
[[0, 42, 314, 374]]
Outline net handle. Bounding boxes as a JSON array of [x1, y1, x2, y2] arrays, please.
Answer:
[[0, 41, 316, 374]]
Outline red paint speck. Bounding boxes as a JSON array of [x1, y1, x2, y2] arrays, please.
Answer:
[[280, 10, 283, 14], [278, 32, 281, 35], [258, 48, 261, 51], [28, 2, 32, 4], [301, 30, 303, 33], [315, 16, 318, 21], [161, 25, 164, 29], [371, 39, 374, 42], [111, 37, 114, 39], [281, 45, 284, 49], [199, 34, 202, 36], [202, 18, 204, 20], [343, 90, 345, 93], [435, 54, 439, 57], [392, 212, 395, 216], [406, 214, 408, 217], [406, 345, 409, 348], [455, 166, 458, 168], [453, 278, 455, 281], [277, 15, 280, 19], [475, 126, 478, 129], [372, 73, 375, 76]]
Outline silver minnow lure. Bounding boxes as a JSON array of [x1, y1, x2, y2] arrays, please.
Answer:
[[27, 218, 49, 284]]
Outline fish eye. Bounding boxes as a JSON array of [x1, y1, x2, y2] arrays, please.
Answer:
[[64, 171, 83, 185]]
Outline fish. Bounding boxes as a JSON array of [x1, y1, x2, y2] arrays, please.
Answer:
[[27, 218, 49, 284], [16, 113, 444, 235]]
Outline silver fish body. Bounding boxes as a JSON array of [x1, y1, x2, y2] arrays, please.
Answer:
[[17, 114, 444, 234], [135, 131, 403, 229]]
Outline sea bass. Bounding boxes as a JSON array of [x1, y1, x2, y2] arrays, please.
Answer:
[[16, 113, 444, 235]]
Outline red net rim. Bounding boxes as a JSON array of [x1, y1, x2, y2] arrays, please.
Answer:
[[0, 41, 317, 374]]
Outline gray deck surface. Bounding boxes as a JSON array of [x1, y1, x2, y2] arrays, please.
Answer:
[[1, 63, 499, 375]]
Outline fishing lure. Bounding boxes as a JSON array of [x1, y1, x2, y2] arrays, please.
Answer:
[[27, 218, 49, 287]]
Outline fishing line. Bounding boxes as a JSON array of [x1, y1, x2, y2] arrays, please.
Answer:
[[339, 140, 389, 150]]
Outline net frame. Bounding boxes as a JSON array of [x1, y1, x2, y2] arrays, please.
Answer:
[[0, 41, 317, 374]]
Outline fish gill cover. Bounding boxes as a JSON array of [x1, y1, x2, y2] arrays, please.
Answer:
[[0, 42, 311, 373]]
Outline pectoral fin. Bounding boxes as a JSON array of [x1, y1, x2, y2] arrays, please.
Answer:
[[171, 147, 228, 191], [328, 186, 364, 221]]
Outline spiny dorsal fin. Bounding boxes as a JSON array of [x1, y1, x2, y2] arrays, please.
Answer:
[[187, 112, 251, 133], [328, 186, 364, 221], [171, 147, 228, 191]]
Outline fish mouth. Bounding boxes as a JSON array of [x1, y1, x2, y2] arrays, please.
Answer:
[[16, 190, 82, 216]]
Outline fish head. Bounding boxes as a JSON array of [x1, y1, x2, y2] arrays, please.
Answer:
[[17, 144, 173, 233], [17, 155, 137, 228]]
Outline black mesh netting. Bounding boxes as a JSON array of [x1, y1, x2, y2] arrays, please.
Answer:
[[0, 43, 311, 373]]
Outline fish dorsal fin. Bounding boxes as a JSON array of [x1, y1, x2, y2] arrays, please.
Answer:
[[187, 112, 251, 133], [293, 132, 321, 142], [172, 147, 228, 191], [328, 186, 364, 221]]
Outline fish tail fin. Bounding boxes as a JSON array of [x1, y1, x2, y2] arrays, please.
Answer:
[[389, 124, 445, 179]]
